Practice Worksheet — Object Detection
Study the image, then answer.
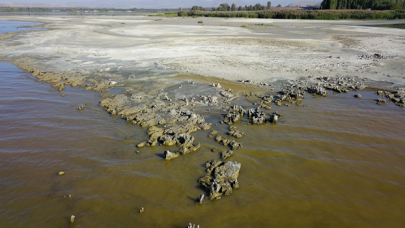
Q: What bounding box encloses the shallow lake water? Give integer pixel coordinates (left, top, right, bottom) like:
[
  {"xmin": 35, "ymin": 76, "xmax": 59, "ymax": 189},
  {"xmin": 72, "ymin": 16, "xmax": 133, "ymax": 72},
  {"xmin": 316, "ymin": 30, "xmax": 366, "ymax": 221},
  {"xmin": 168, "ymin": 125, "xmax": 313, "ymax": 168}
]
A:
[
  {"xmin": 1, "ymin": 61, "xmax": 405, "ymax": 228},
  {"xmin": 0, "ymin": 20, "xmax": 44, "ymax": 33}
]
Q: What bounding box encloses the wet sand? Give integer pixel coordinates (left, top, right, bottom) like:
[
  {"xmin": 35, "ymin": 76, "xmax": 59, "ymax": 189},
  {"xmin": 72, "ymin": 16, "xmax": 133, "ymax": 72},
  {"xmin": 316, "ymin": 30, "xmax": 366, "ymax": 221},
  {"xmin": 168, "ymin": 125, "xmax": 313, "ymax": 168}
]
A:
[{"xmin": 0, "ymin": 16, "xmax": 405, "ymax": 227}]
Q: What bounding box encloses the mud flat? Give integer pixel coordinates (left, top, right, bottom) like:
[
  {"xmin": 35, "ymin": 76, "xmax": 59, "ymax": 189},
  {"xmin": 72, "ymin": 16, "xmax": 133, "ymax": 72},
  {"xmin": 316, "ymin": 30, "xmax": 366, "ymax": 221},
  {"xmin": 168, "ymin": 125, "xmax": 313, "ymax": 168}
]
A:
[{"xmin": 0, "ymin": 16, "xmax": 405, "ymax": 227}]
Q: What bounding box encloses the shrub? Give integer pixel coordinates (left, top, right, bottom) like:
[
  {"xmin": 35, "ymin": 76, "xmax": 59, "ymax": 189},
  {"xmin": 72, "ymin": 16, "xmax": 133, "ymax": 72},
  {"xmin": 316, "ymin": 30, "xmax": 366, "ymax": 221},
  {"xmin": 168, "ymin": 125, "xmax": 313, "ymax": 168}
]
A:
[{"xmin": 179, "ymin": 9, "xmax": 405, "ymax": 20}]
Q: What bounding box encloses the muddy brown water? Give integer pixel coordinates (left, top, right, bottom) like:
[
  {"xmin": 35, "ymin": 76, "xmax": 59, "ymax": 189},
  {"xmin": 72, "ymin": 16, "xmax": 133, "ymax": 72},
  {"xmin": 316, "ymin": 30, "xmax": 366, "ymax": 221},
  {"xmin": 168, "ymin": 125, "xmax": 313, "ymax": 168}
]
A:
[{"xmin": 1, "ymin": 61, "xmax": 405, "ymax": 228}]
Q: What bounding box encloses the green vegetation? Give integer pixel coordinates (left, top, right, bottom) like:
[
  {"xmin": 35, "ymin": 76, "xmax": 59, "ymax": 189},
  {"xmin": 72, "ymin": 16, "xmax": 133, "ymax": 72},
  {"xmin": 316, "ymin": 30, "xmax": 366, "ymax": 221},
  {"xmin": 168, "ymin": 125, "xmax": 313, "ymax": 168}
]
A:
[
  {"xmin": 191, "ymin": 6, "xmax": 208, "ymax": 11},
  {"xmin": 370, "ymin": 23, "xmax": 405, "ymax": 28},
  {"xmin": 0, "ymin": 7, "xmax": 52, "ymax": 12},
  {"xmin": 321, "ymin": 0, "xmax": 405, "ymax": 10},
  {"xmin": 149, "ymin": 12, "xmax": 178, "ymax": 17},
  {"xmin": 211, "ymin": 3, "xmax": 269, "ymax": 11},
  {"xmin": 179, "ymin": 9, "xmax": 405, "ymax": 20}
]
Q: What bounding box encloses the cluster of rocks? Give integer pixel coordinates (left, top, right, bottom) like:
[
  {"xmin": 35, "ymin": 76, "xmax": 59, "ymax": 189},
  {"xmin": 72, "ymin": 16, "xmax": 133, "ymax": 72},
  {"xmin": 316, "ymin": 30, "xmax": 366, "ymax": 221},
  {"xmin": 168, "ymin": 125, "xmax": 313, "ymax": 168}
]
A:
[
  {"xmin": 358, "ymin": 54, "xmax": 389, "ymax": 60},
  {"xmin": 307, "ymin": 85, "xmax": 329, "ymax": 97},
  {"xmin": 247, "ymin": 107, "xmax": 281, "ymax": 124},
  {"xmin": 196, "ymin": 95, "xmax": 218, "ymax": 106},
  {"xmin": 223, "ymin": 105, "xmax": 246, "ymax": 124},
  {"xmin": 257, "ymin": 89, "xmax": 304, "ymax": 107},
  {"xmin": 228, "ymin": 125, "xmax": 244, "ymax": 138},
  {"xmin": 187, "ymin": 223, "xmax": 199, "ymax": 228},
  {"xmin": 377, "ymin": 90, "xmax": 405, "ymax": 107},
  {"xmin": 221, "ymin": 150, "xmax": 234, "ymax": 160},
  {"xmin": 257, "ymin": 95, "xmax": 273, "ymax": 109},
  {"xmin": 300, "ymin": 76, "xmax": 365, "ymax": 97},
  {"xmin": 248, "ymin": 107, "xmax": 267, "ymax": 124},
  {"xmin": 315, "ymin": 76, "xmax": 365, "ymax": 93},
  {"xmin": 208, "ymin": 130, "xmax": 218, "ymax": 138},
  {"xmin": 98, "ymin": 90, "xmax": 215, "ymax": 160},
  {"xmin": 239, "ymin": 80, "xmax": 269, "ymax": 87},
  {"xmin": 212, "ymin": 83, "xmax": 221, "ymax": 88},
  {"xmin": 198, "ymin": 160, "xmax": 241, "ymax": 200},
  {"xmin": 214, "ymin": 135, "xmax": 243, "ymax": 150},
  {"xmin": 77, "ymin": 105, "xmax": 86, "ymax": 111}
]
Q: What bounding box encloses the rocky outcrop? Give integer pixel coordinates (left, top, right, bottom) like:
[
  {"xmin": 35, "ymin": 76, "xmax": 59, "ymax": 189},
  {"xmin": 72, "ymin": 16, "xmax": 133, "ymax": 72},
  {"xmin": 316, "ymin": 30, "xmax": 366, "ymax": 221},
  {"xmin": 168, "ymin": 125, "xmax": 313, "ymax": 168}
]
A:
[
  {"xmin": 248, "ymin": 107, "xmax": 266, "ymax": 124},
  {"xmin": 214, "ymin": 135, "xmax": 243, "ymax": 150},
  {"xmin": 221, "ymin": 150, "xmax": 234, "ymax": 160},
  {"xmin": 199, "ymin": 160, "xmax": 241, "ymax": 200},
  {"xmin": 269, "ymin": 113, "xmax": 278, "ymax": 123},
  {"xmin": 208, "ymin": 130, "xmax": 218, "ymax": 138},
  {"xmin": 164, "ymin": 150, "xmax": 180, "ymax": 160},
  {"xmin": 307, "ymin": 86, "xmax": 329, "ymax": 97},
  {"xmin": 228, "ymin": 125, "xmax": 244, "ymax": 138},
  {"xmin": 223, "ymin": 105, "xmax": 246, "ymax": 124}
]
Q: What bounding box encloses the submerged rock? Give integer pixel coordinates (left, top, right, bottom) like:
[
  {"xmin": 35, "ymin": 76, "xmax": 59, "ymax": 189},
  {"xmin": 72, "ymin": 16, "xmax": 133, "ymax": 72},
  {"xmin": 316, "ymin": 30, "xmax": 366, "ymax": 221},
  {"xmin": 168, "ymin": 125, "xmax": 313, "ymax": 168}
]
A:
[
  {"xmin": 269, "ymin": 112, "xmax": 282, "ymax": 124},
  {"xmin": 196, "ymin": 194, "xmax": 204, "ymax": 204},
  {"xmin": 229, "ymin": 140, "xmax": 243, "ymax": 150},
  {"xmin": 187, "ymin": 223, "xmax": 199, "ymax": 228},
  {"xmin": 377, "ymin": 99, "xmax": 386, "ymax": 105},
  {"xmin": 214, "ymin": 135, "xmax": 243, "ymax": 150},
  {"xmin": 221, "ymin": 150, "xmax": 234, "ymax": 160},
  {"xmin": 70, "ymin": 215, "xmax": 75, "ymax": 224},
  {"xmin": 164, "ymin": 150, "xmax": 180, "ymax": 160},
  {"xmin": 208, "ymin": 130, "xmax": 218, "ymax": 138},
  {"xmin": 77, "ymin": 105, "xmax": 86, "ymax": 111}
]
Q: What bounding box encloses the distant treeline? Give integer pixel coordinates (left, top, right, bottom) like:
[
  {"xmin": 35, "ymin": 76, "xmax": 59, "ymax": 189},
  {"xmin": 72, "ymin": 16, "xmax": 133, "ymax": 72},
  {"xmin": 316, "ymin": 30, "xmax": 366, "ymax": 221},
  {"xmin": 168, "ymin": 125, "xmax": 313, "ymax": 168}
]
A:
[
  {"xmin": 179, "ymin": 9, "xmax": 405, "ymax": 19},
  {"xmin": 321, "ymin": 0, "xmax": 405, "ymax": 10},
  {"xmin": 192, "ymin": 2, "xmax": 288, "ymax": 12}
]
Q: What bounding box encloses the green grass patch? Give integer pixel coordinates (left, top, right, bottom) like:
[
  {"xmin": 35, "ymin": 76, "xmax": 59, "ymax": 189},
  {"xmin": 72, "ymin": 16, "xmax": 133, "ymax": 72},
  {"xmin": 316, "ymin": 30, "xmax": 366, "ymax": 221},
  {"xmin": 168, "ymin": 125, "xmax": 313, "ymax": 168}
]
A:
[{"xmin": 149, "ymin": 12, "xmax": 178, "ymax": 17}]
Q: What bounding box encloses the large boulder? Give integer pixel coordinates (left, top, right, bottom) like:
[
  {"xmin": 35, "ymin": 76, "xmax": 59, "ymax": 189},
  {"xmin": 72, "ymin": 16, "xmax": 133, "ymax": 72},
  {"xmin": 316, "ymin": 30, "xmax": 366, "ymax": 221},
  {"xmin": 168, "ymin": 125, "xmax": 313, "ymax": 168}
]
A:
[{"xmin": 199, "ymin": 160, "xmax": 241, "ymax": 201}]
